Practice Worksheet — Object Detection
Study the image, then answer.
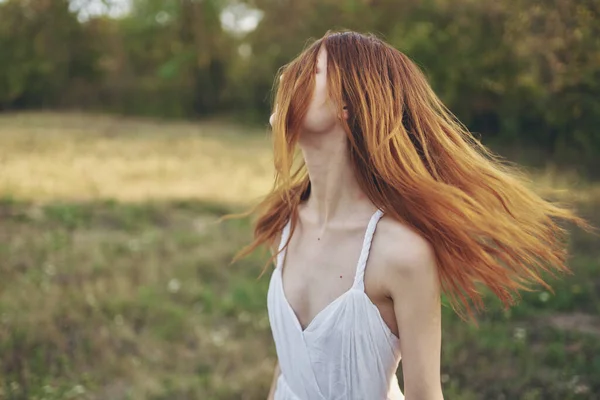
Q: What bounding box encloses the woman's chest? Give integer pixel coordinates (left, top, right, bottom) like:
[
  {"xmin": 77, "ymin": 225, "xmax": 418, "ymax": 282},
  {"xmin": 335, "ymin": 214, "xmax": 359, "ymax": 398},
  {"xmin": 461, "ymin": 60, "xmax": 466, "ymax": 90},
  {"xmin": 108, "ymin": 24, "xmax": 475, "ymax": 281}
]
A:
[{"xmin": 280, "ymin": 233, "xmax": 367, "ymax": 328}]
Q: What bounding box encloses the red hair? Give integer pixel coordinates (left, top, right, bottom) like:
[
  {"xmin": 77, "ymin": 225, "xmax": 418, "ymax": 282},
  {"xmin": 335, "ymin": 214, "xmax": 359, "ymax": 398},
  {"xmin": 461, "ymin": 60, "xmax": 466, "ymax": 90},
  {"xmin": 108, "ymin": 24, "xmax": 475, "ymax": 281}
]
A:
[{"xmin": 223, "ymin": 30, "xmax": 595, "ymax": 319}]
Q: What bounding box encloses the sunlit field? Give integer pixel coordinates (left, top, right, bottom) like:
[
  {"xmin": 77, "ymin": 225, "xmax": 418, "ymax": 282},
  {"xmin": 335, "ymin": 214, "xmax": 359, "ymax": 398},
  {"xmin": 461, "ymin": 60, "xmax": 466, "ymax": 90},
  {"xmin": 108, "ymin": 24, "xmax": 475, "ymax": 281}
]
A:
[
  {"xmin": 0, "ymin": 112, "xmax": 274, "ymax": 204},
  {"xmin": 1, "ymin": 112, "xmax": 599, "ymax": 399}
]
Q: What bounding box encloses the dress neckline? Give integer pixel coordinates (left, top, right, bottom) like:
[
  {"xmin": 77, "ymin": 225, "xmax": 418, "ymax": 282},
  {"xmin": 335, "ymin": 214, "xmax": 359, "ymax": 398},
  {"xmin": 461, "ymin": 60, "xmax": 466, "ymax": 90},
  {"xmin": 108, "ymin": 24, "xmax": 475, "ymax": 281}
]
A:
[{"xmin": 277, "ymin": 209, "xmax": 385, "ymax": 333}]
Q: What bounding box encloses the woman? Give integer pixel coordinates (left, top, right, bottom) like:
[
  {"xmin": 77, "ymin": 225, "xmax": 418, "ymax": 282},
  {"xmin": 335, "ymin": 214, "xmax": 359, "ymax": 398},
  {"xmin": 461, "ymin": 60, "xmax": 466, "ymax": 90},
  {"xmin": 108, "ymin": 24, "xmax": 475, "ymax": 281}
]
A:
[{"xmin": 228, "ymin": 31, "xmax": 592, "ymax": 400}]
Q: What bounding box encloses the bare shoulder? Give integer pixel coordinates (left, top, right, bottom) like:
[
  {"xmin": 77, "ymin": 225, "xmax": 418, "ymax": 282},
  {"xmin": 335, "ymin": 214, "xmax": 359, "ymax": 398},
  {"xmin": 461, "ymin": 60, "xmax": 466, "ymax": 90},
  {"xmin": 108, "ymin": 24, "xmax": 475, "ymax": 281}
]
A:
[
  {"xmin": 369, "ymin": 214, "xmax": 440, "ymax": 302},
  {"xmin": 374, "ymin": 218, "xmax": 443, "ymax": 399},
  {"xmin": 374, "ymin": 215, "xmax": 437, "ymax": 278}
]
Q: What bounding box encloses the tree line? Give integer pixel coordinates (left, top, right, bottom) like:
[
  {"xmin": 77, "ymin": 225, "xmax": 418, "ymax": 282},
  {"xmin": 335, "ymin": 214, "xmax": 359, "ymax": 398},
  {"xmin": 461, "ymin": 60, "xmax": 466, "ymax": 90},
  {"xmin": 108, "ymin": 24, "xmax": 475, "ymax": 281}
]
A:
[{"xmin": 1, "ymin": 0, "xmax": 599, "ymax": 172}]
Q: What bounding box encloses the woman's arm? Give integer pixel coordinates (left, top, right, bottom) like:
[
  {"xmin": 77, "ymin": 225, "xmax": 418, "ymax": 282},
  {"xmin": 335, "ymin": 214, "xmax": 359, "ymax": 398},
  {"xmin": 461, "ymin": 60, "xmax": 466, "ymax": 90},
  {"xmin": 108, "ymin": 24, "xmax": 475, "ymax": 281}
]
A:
[
  {"xmin": 267, "ymin": 362, "xmax": 280, "ymax": 400},
  {"xmin": 386, "ymin": 237, "xmax": 444, "ymax": 400}
]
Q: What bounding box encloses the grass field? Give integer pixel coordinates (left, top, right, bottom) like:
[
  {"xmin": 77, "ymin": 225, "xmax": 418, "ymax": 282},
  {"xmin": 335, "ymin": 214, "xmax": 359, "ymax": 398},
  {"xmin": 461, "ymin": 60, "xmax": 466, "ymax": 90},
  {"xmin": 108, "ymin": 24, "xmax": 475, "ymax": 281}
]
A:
[{"xmin": 0, "ymin": 112, "xmax": 599, "ymax": 400}]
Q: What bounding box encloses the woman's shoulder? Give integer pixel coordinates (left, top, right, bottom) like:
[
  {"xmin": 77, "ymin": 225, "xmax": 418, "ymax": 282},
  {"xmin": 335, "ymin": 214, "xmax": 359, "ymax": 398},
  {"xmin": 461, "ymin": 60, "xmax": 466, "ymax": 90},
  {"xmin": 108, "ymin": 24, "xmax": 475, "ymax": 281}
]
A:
[
  {"xmin": 369, "ymin": 215, "xmax": 440, "ymax": 309},
  {"xmin": 374, "ymin": 215, "xmax": 436, "ymax": 277}
]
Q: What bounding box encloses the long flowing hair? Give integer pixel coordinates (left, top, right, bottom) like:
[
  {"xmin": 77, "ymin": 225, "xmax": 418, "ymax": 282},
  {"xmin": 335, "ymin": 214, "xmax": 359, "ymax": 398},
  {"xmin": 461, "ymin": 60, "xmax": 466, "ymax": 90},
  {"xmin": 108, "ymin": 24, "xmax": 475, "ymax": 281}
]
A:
[{"xmin": 223, "ymin": 30, "xmax": 594, "ymax": 319}]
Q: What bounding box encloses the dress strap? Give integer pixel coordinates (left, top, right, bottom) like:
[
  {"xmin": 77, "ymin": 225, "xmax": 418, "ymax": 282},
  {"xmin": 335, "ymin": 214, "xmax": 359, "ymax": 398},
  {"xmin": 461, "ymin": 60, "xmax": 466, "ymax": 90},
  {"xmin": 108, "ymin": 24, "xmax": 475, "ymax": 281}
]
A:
[
  {"xmin": 353, "ymin": 209, "xmax": 384, "ymax": 291},
  {"xmin": 276, "ymin": 218, "xmax": 292, "ymax": 269}
]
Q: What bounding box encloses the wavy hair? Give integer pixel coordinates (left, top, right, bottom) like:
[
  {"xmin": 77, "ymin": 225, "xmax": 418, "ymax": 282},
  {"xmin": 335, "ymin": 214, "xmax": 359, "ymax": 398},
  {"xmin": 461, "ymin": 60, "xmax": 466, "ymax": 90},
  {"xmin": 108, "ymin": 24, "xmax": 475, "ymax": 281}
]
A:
[{"xmin": 223, "ymin": 30, "xmax": 594, "ymax": 319}]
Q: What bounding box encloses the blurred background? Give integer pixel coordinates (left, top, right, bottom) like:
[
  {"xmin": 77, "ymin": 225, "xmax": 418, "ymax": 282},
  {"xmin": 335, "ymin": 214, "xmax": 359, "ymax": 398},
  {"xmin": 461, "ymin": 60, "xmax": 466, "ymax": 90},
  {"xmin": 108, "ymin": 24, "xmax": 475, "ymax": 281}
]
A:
[{"xmin": 0, "ymin": 0, "xmax": 599, "ymax": 399}]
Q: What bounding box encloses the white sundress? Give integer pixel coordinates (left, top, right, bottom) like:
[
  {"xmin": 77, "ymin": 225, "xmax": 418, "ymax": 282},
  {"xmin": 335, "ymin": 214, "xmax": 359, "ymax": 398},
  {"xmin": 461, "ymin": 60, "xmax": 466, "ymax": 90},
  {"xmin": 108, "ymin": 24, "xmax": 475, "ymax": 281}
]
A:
[{"xmin": 267, "ymin": 209, "xmax": 404, "ymax": 400}]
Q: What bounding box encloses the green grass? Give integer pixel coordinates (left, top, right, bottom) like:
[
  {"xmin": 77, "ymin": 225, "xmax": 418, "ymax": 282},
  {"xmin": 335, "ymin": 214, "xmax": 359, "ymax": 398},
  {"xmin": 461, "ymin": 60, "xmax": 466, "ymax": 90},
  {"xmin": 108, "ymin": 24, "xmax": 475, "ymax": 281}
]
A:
[
  {"xmin": 0, "ymin": 112, "xmax": 599, "ymax": 399},
  {"xmin": 0, "ymin": 200, "xmax": 274, "ymax": 400}
]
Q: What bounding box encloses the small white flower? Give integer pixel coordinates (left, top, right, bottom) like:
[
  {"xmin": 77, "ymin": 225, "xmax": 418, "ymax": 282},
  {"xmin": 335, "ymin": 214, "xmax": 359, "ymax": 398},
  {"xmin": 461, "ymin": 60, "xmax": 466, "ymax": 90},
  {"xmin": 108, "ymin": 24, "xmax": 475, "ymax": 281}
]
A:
[
  {"xmin": 211, "ymin": 328, "xmax": 228, "ymax": 347},
  {"xmin": 574, "ymin": 384, "xmax": 590, "ymax": 394},
  {"xmin": 44, "ymin": 263, "xmax": 56, "ymax": 276},
  {"xmin": 168, "ymin": 278, "xmax": 181, "ymax": 293},
  {"xmin": 513, "ymin": 327, "xmax": 527, "ymax": 341},
  {"xmin": 66, "ymin": 384, "xmax": 86, "ymax": 398}
]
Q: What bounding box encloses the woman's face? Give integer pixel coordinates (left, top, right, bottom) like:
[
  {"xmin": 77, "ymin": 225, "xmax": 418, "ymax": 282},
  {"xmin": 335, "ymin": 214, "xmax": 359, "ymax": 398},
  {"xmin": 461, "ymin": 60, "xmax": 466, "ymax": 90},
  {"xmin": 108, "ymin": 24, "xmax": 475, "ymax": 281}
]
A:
[{"xmin": 270, "ymin": 46, "xmax": 345, "ymax": 135}]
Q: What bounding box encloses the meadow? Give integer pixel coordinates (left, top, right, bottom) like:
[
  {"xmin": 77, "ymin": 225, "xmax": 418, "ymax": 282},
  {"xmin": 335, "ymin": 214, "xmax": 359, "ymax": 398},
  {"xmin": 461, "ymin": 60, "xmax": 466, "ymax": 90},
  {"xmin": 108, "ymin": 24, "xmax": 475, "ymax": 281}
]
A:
[{"xmin": 0, "ymin": 112, "xmax": 599, "ymax": 400}]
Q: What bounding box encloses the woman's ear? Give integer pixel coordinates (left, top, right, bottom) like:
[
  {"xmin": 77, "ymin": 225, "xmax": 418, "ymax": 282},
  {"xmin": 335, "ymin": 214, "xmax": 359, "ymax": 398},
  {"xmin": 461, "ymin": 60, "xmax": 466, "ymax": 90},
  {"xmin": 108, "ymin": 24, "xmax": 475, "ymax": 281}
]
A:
[{"xmin": 342, "ymin": 105, "xmax": 349, "ymax": 120}]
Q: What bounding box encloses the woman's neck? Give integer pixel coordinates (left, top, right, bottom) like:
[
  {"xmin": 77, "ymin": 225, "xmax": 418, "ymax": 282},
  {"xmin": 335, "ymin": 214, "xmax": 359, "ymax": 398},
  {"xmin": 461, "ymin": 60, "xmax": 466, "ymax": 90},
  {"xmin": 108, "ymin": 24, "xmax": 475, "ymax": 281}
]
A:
[{"xmin": 299, "ymin": 129, "xmax": 375, "ymax": 227}]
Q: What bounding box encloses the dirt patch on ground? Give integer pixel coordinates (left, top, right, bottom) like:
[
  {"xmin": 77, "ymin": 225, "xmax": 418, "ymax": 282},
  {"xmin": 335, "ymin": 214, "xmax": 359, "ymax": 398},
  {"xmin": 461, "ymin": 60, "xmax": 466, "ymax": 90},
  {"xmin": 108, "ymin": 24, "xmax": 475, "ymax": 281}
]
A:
[{"xmin": 547, "ymin": 312, "xmax": 600, "ymax": 336}]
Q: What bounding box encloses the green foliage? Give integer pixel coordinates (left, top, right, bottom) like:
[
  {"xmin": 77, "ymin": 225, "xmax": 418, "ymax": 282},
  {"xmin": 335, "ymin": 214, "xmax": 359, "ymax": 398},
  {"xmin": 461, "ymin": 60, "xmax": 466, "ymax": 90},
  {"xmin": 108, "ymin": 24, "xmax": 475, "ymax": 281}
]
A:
[
  {"xmin": 0, "ymin": 0, "xmax": 100, "ymax": 109},
  {"xmin": 0, "ymin": 0, "xmax": 599, "ymax": 170}
]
